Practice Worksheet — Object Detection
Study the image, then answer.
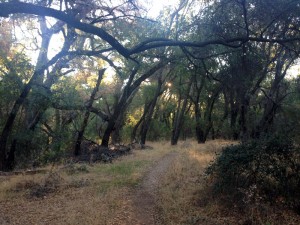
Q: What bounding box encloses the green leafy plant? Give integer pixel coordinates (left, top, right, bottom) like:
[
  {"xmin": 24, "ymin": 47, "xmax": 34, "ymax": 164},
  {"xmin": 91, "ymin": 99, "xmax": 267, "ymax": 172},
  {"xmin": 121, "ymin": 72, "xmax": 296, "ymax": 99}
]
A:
[{"xmin": 206, "ymin": 135, "xmax": 300, "ymax": 212}]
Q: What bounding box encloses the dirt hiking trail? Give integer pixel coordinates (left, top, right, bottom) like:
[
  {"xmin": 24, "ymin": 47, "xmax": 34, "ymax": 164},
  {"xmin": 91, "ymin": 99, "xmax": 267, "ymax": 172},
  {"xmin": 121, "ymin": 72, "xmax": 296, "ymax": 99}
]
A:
[{"xmin": 111, "ymin": 151, "xmax": 179, "ymax": 225}]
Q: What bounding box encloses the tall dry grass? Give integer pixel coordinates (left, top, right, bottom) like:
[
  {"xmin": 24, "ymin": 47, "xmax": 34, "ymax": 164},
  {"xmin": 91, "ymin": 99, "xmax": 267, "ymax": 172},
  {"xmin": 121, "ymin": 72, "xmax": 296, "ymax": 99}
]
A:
[
  {"xmin": 156, "ymin": 139, "xmax": 235, "ymax": 225},
  {"xmin": 156, "ymin": 139, "xmax": 300, "ymax": 225},
  {"xmin": 0, "ymin": 141, "xmax": 174, "ymax": 225},
  {"xmin": 4, "ymin": 139, "xmax": 298, "ymax": 225}
]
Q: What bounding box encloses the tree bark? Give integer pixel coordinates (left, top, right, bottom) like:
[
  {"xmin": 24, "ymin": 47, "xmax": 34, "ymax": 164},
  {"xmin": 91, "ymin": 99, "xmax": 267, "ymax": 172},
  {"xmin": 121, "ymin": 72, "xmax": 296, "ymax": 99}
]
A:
[
  {"xmin": 253, "ymin": 52, "xmax": 294, "ymax": 138},
  {"xmin": 171, "ymin": 78, "xmax": 192, "ymax": 145},
  {"xmin": 111, "ymin": 112, "xmax": 125, "ymax": 144},
  {"xmin": 101, "ymin": 62, "xmax": 166, "ymax": 147},
  {"xmin": 0, "ymin": 70, "xmax": 44, "ymax": 171},
  {"xmin": 131, "ymin": 112, "xmax": 145, "ymax": 143},
  {"xmin": 140, "ymin": 77, "xmax": 163, "ymax": 145},
  {"xmin": 0, "ymin": 19, "xmax": 69, "ymax": 171},
  {"xmin": 196, "ymin": 86, "xmax": 221, "ymax": 143},
  {"xmin": 74, "ymin": 69, "xmax": 105, "ymax": 155}
]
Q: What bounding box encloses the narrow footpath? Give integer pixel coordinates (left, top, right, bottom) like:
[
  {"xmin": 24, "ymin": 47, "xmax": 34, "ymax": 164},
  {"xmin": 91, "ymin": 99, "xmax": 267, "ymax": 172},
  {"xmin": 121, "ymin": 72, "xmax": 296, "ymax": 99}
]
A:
[{"xmin": 111, "ymin": 151, "xmax": 178, "ymax": 225}]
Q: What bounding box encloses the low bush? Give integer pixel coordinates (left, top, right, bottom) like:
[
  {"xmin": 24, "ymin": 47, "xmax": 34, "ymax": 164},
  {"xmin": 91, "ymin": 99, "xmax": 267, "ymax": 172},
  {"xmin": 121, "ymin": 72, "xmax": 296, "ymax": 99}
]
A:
[
  {"xmin": 206, "ymin": 135, "xmax": 300, "ymax": 213},
  {"xmin": 13, "ymin": 171, "xmax": 65, "ymax": 198}
]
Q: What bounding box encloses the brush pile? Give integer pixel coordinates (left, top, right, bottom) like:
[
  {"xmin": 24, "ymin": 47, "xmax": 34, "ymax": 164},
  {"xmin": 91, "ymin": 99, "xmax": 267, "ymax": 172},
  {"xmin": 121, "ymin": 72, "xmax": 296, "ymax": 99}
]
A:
[{"xmin": 76, "ymin": 140, "xmax": 131, "ymax": 163}]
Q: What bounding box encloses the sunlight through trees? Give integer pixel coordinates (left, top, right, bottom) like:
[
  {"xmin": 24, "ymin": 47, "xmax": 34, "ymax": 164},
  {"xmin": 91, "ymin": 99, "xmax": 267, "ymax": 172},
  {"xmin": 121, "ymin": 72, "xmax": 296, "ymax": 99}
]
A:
[{"xmin": 0, "ymin": 0, "xmax": 299, "ymax": 170}]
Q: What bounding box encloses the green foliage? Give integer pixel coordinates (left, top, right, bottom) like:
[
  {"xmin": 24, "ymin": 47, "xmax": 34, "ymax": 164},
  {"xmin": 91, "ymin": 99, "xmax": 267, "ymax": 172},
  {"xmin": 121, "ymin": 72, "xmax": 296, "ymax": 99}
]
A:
[
  {"xmin": 0, "ymin": 0, "xmax": 300, "ymax": 172},
  {"xmin": 147, "ymin": 120, "xmax": 171, "ymax": 141},
  {"xmin": 42, "ymin": 148, "xmax": 65, "ymax": 164},
  {"xmin": 207, "ymin": 135, "xmax": 300, "ymax": 211},
  {"xmin": 120, "ymin": 124, "xmax": 134, "ymax": 143},
  {"xmin": 0, "ymin": 52, "xmax": 33, "ymax": 128},
  {"xmin": 279, "ymin": 77, "xmax": 300, "ymax": 144}
]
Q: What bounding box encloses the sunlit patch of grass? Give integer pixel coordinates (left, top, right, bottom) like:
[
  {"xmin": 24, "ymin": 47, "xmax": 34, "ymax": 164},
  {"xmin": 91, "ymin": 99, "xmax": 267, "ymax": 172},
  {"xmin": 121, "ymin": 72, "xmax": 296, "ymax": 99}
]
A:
[
  {"xmin": 87, "ymin": 142, "xmax": 175, "ymax": 199},
  {"xmin": 94, "ymin": 160, "xmax": 150, "ymax": 191}
]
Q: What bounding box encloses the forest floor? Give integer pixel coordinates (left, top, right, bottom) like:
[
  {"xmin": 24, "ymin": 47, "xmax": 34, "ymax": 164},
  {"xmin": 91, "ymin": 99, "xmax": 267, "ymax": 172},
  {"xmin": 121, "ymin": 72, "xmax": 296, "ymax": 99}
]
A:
[{"xmin": 1, "ymin": 140, "xmax": 300, "ymax": 225}]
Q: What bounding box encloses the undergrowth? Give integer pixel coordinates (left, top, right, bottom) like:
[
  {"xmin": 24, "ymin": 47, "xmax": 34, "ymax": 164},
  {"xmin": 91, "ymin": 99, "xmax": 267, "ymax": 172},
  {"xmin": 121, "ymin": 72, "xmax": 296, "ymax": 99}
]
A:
[{"xmin": 206, "ymin": 135, "xmax": 300, "ymax": 223}]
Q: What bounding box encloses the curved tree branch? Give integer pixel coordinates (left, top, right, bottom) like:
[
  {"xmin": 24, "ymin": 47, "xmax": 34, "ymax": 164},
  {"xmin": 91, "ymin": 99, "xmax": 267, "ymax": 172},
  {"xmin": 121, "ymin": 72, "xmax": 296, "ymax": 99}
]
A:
[
  {"xmin": 0, "ymin": 2, "xmax": 131, "ymax": 58},
  {"xmin": 0, "ymin": 2, "xmax": 299, "ymax": 58}
]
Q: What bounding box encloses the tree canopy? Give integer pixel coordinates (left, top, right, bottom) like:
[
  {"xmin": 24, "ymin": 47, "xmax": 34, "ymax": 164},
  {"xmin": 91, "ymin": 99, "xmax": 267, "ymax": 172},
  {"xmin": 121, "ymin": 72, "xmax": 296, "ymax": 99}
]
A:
[{"xmin": 0, "ymin": 0, "xmax": 299, "ymax": 170}]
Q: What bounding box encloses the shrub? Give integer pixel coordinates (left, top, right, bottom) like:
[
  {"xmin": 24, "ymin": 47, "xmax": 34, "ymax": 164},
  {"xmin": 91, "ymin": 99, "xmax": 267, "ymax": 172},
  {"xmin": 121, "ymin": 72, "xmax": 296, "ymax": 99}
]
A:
[
  {"xmin": 30, "ymin": 171, "xmax": 65, "ymax": 198},
  {"xmin": 206, "ymin": 135, "xmax": 300, "ymax": 212}
]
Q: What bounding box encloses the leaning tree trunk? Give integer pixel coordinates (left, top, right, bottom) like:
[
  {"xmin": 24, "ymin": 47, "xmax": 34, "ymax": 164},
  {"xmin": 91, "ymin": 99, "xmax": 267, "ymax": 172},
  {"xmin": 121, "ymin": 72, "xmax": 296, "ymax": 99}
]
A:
[
  {"xmin": 101, "ymin": 62, "xmax": 167, "ymax": 147},
  {"xmin": 139, "ymin": 77, "xmax": 163, "ymax": 146},
  {"xmin": 253, "ymin": 53, "xmax": 293, "ymax": 138},
  {"xmin": 0, "ymin": 68, "xmax": 47, "ymax": 171},
  {"xmin": 139, "ymin": 103, "xmax": 155, "ymax": 146},
  {"xmin": 101, "ymin": 87, "xmax": 138, "ymax": 147},
  {"xmin": 195, "ymin": 85, "xmax": 221, "ymax": 143},
  {"xmin": 0, "ymin": 27, "xmax": 50, "ymax": 170},
  {"xmin": 171, "ymin": 78, "xmax": 192, "ymax": 145},
  {"xmin": 131, "ymin": 112, "xmax": 145, "ymax": 143},
  {"xmin": 101, "ymin": 81, "xmax": 134, "ymax": 147},
  {"xmin": 101, "ymin": 104, "xmax": 124, "ymax": 147},
  {"xmin": 74, "ymin": 69, "xmax": 105, "ymax": 155},
  {"xmin": 0, "ymin": 20, "xmax": 71, "ymax": 171}
]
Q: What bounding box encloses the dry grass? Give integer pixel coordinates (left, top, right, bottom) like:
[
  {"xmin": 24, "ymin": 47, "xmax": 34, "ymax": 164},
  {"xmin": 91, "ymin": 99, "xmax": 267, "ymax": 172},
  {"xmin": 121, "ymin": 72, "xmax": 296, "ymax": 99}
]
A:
[
  {"xmin": 156, "ymin": 139, "xmax": 235, "ymax": 225},
  {"xmin": 2, "ymin": 139, "xmax": 299, "ymax": 225},
  {"xmin": 156, "ymin": 139, "xmax": 300, "ymax": 225},
  {"xmin": 0, "ymin": 141, "xmax": 173, "ymax": 225}
]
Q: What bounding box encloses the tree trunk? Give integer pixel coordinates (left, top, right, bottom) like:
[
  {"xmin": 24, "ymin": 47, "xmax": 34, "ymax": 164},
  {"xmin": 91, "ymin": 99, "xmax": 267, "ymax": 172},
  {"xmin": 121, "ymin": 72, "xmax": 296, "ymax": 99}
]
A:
[
  {"xmin": 195, "ymin": 101, "xmax": 206, "ymax": 143},
  {"xmin": 229, "ymin": 90, "xmax": 239, "ymax": 140},
  {"xmin": 131, "ymin": 113, "xmax": 145, "ymax": 143},
  {"xmin": 140, "ymin": 77, "xmax": 163, "ymax": 145},
  {"xmin": 171, "ymin": 78, "xmax": 192, "ymax": 145},
  {"xmin": 111, "ymin": 112, "xmax": 125, "ymax": 144},
  {"xmin": 252, "ymin": 53, "xmax": 293, "ymax": 138},
  {"xmin": 101, "ymin": 91, "xmax": 128, "ymax": 147},
  {"xmin": 101, "ymin": 62, "xmax": 166, "ymax": 147},
  {"xmin": 74, "ymin": 69, "xmax": 105, "ymax": 155},
  {"xmin": 101, "ymin": 115, "xmax": 118, "ymax": 147},
  {"xmin": 0, "ymin": 71, "xmax": 42, "ymax": 171},
  {"xmin": 196, "ymin": 125, "xmax": 206, "ymax": 143},
  {"xmin": 0, "ymin": 20, "xmax": 68, "ymax": 170},
  {"xmin": 195, "ymin": 85, "xmax": 221, "ymax": 143}
]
